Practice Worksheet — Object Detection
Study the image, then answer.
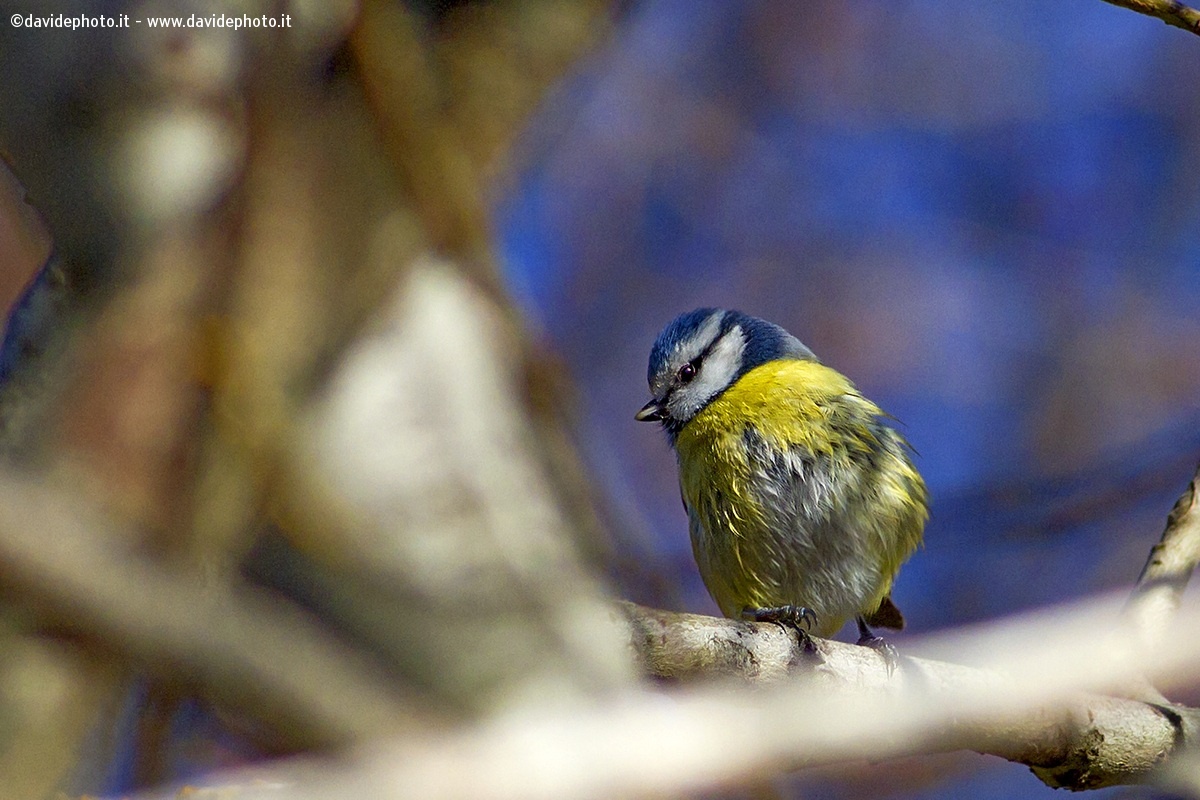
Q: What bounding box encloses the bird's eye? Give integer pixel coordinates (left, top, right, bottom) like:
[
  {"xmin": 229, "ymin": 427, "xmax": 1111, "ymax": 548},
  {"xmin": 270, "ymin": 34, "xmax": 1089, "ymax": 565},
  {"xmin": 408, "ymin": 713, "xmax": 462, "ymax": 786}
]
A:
[{"xmin": 677, "ymin": 362, "xmax": 697, "ymax": 384}]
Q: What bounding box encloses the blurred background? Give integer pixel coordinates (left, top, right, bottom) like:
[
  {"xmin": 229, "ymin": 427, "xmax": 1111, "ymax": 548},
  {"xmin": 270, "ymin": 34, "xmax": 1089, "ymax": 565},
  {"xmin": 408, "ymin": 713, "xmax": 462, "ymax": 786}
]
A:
[
  {"xmin": 502, "ymin": 0, "xmax": 1200, "ymax": 637},
  {"xmin": 1, "ymin": 0, "xmax": 1198, "ymax": 798},
  {"xmin": 498, "ymin": 1, "xmax": 1200, "ymax": 796}
]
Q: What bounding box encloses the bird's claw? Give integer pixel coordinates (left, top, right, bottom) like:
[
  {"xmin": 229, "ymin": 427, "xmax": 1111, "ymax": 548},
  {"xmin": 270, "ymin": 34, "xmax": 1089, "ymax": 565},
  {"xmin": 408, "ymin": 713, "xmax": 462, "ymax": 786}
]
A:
[
  {"xmin": 743, "ymin": 604, "xmax": 821, "ymax": 661},
  {"xmin": 742, "ymin": 604, "xmax": 817, "ymax": 630},
  {"xmin": 857, "ymin": 633, "xmax": 900, "ymax": 676}
]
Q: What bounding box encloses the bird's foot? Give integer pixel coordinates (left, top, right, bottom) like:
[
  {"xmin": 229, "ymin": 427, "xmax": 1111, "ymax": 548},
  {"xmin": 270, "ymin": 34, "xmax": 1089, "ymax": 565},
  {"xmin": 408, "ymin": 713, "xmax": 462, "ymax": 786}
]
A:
[
  {"xmin": 743, "ymin": 605, "xmax": 821, "ymax": 660},
  {"xmin": 856, "ymin": 616, "xmax": 899, "ymax": 676},
  {"xmin": 743, "ymin": 603, "xmax": 817, "ymax": 630}
]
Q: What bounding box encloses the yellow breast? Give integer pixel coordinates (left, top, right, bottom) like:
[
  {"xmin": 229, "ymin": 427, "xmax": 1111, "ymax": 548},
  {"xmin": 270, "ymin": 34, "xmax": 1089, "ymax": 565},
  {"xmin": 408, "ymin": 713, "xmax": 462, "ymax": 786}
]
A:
[
  {"xmin": 671, "ymin": 358, "xmax": 926, "ymax": 632},
  {"xmin": 675, "ymin": 358, "xmax": 862, "ymax": 465}
]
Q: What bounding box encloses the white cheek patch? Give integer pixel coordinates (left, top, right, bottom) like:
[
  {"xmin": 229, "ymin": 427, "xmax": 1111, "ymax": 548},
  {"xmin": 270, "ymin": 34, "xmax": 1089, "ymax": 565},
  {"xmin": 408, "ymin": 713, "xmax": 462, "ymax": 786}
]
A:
[{"xmin": 669, "ymin": 324, "xmax": 746, "ymax": 421}]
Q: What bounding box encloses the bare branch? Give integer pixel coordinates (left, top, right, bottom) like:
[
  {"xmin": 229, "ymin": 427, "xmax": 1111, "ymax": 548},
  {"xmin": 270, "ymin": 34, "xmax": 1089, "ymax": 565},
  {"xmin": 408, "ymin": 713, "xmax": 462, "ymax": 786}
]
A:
[
  {"xmin": 287, "ymin": 258, "xmax": 637, "ymax": 710},
  {"xmin": 130, "ymin": 592, "xmax": 1200, "ymax": 799},
  {"xmin": 349, "ymin": 0, "xmax": 496, "ymax": 272},
  {"xmin": 1100, "ymin": 0, "xmax": 1200, "ymax": 34},
  {"xmin": 1127, "ymin": 462, "xmax": 1200, "ymax": 650},
  {"xmin": 0, "ymin": 470, "xmax": 419, "ymax": 749},
  {"xmin": 622, "ymin": 602, "xmax": 1197, "ymax": 790}
]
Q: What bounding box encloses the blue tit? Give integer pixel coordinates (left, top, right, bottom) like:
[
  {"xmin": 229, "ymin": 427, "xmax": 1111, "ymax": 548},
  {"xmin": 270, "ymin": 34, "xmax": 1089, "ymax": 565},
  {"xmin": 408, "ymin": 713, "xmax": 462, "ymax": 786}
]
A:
[{"xmin": 636, "ymin": 308, "xmax": 927, "ymax": 655}]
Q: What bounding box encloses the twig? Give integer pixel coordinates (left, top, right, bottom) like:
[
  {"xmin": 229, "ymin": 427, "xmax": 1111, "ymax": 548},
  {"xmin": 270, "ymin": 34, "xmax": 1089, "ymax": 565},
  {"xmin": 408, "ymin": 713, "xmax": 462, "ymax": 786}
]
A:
[
  {"xmin": 0, "ymin": 470, "xmax": 418, "ymax": 749},
  {"xmin": 1100, "ymin": 0, "xmax": 1200, "ymax": 34},
  {"xmin": 1126, "ymin": 462, "xmax": 1200, "ymax": 650}
]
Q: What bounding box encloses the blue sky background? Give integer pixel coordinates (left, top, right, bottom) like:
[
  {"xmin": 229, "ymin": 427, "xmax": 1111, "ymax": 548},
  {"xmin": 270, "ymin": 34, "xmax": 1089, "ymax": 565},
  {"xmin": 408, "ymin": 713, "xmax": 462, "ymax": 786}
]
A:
[{"xmin": 497, "ymin": 2, "xmax": 1200, "ymax": 796}]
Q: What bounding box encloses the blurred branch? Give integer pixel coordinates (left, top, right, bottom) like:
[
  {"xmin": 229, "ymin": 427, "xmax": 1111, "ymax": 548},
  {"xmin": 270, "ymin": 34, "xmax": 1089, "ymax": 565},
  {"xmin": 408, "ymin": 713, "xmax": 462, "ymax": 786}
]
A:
[
  {"xmin": 0, "ymin": 469, "xmax": 418, "ymax": 749},
  {"xmin": 0, "ymin": 16, "xmax": 251, "ymax": 792},
  {"xmin": 285, "ymin": 256, "xmax": 635, "ymax": 711},
  {"xmin": 0, "ymin": 14, "xmax": 154, "ymax": 461},
  {"xmin": 0, "ymin": 253, "xmax": 90, "ymax": 461},
  {"xmin": 132, "ymin": 590, "xmax": 1200, "ymax": 799},
  {"xmin": 0, "ymin": 628, "xmax": 125, "ymax": 799},
  {"xmin": 349, "ymin": 0, "xmax": 497, "ymax": 276},
  {"xmin": 347, "ymin": 0, "xmax": 620, "ymax": 293},
  {"xmin": 434, "ymin": 0, "xmax": 620, "ymax": 184},
  {"xmin": 1127, "ymin": 462, "xmax": 1200, "ymax": 649},
  {"xmin": 1100, "ymin": 0, "xmax": 1200, "ymax": 34},
  {"xmin": 2, "ymin": 2, "xmax": 630, "ymax": 790}
]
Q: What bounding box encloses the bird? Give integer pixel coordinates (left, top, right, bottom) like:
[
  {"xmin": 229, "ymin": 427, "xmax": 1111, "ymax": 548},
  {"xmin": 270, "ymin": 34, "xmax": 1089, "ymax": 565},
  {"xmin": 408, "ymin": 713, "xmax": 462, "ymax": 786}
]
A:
[{"xmin": 635, "ymin": 308, "xmax": 927, "ymax": 663}]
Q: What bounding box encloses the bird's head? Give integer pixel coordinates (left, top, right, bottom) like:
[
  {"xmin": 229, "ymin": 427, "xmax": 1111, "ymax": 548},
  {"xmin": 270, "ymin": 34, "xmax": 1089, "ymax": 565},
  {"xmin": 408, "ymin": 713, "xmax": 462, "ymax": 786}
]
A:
[{"xmin": 636, "ymin": 308, "xmax": 815, "ymax": 438}]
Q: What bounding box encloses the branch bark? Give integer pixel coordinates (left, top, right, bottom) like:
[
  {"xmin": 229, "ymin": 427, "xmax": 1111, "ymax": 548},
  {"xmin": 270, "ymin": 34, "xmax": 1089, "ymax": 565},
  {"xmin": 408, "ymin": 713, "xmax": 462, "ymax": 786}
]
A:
[
  {"xmin": 1100, "ymin": 0, "xmax": 1200, "ymax": 34},
  {"xmin": 1127, "ymin": 462, "xmax": 1200, "ymax": 649},
  {"xmin": 622, "ymin": 602, "xmax": 1198, "ymax": 791},
  {"xmin": 128, "ymin": 591, "xmax": 1200, "ymax": 800}
]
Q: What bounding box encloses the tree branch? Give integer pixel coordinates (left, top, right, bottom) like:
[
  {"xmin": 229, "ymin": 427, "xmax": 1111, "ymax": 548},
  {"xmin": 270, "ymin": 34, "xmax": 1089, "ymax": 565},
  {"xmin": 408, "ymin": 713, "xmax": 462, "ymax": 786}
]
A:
[
  {"xmin": 130, "ymin": 591, "xmax": 1200, "ymax": 799},
  {"xmin": 0, "ymin": 470, "xmax": 418, "ymax": 749},
  {"xmin": 621, "ymin": 602, "xmax": 1197, "ymax": 790},
  {"xmin": 1100, "ymin": 0, "xmax": 1200, "ymax": 34},
  {"xmin": 1127, "ymin": 462, "xmax": 1200, "ymax": 650},
  {"xmin": 125, "ymin": 459, "xmax": 1200, "ymax": 798},
  {"xmin": 349, "ymin": 0, "xmax": 496, "ymax": 273}
]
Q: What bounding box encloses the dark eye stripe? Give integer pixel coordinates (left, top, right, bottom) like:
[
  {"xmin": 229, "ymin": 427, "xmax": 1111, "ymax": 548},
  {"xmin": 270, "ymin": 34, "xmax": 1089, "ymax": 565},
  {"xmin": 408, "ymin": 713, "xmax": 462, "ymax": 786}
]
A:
[{"xmin": 688, "ymin": 326, "xmax": 736, "ymax": 373}]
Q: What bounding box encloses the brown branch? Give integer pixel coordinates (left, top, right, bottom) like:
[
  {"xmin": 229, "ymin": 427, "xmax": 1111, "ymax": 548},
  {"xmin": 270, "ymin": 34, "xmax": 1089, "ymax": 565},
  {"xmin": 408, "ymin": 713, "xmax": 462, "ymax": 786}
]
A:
[
  {"xmin": 1126, "ymin": 462, "xmax": 1200, "ymax": 654},
  {"xmin": 435, "ymin": 0, "xmax": 619, "ymax": 183},
  {"xmin": 131, "ymin": 593, "xmax": 1200, "ymax": 799},
  {"xmin": 622, "ymin": 602, "xmax": 1196, "ymax": 791},
  {"xmin": 1100, "ymin": 0, "xmax": 1200, "ymax": 34},
  {"xmin": 349, "ymin": 0, "xmax": 497, "ymax": 275},
  {"xmin": 0, "ymin": 469, "xmax": 419, "ymax": 750}
]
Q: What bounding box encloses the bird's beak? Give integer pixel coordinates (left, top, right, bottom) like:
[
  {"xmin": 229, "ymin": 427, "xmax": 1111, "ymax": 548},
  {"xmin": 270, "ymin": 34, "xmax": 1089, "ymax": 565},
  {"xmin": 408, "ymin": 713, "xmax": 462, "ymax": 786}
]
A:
[{"xmin": 635, "ymin": 399, "xmax": 665, "ymax": 422}]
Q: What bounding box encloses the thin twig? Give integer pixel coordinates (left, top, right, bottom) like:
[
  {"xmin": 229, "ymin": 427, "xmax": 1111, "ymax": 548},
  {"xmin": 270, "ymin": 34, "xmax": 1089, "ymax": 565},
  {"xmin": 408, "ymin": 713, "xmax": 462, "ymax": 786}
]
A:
[
  {"xmin": 1100, "ymin": 0, "xmax": 1200, "ymax": 34},
  {"xmin": 1126, "ymin": 462, "xmax": 1200, "ymax": 651}
]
